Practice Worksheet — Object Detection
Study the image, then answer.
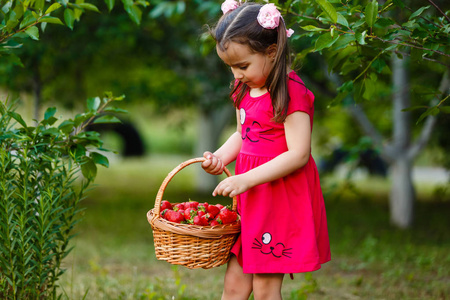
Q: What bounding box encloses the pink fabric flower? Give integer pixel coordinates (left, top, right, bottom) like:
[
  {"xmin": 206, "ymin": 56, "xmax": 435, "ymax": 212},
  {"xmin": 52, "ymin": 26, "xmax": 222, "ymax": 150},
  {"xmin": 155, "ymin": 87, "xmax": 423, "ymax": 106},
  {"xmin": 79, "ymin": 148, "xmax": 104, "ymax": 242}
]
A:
[
  {"xmin": 286, "ymin": 28, "xmax": 294, "ymax": 37},
  {"xmin": 221, "ymin": 0, "xmax": 239, "ymax": 14},
  {"xmin": 257, "ymin": 3, "xmax": 281, "ymax": 29}
]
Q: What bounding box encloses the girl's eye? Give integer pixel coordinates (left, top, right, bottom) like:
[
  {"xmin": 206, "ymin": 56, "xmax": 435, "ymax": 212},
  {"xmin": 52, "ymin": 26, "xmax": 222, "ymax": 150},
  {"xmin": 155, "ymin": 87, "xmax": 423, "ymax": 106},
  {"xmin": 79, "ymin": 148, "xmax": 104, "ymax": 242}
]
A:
[{"xmin": 239, "ymin": 66, "xmax": 248, "ymax": 70}]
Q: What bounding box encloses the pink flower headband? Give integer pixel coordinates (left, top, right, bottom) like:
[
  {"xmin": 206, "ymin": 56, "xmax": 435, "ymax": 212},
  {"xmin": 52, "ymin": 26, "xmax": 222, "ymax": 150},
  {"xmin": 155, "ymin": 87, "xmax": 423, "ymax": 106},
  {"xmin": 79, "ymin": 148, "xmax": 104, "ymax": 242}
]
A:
[{"xmin": 221, "ymin": 0, "xmax": 294, "ymax": 38}]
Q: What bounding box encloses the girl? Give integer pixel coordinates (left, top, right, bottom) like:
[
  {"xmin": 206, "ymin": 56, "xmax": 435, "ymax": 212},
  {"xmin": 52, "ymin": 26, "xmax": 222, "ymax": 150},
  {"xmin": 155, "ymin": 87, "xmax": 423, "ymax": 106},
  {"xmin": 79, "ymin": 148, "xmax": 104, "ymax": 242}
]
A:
[{"xmin": 202, "ymin": 1, "xmax": 331, "ymax": 299}]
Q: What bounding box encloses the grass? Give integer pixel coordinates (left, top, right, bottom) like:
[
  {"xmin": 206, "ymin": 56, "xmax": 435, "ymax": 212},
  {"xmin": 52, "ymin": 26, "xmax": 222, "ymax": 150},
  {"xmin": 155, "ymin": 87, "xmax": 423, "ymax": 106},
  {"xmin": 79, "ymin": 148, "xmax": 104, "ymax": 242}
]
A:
[{"xmin": 58, "ymin": 154, "xmax": 450, "ymax": 299}]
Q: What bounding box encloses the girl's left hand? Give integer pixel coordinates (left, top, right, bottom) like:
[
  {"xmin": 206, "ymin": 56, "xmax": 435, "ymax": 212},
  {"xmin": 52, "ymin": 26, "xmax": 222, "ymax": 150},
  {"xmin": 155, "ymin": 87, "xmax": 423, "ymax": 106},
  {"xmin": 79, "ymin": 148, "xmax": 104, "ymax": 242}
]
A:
[{"xmin": 213, "ymin": 174, "xmax": 250, "ymax": 198}]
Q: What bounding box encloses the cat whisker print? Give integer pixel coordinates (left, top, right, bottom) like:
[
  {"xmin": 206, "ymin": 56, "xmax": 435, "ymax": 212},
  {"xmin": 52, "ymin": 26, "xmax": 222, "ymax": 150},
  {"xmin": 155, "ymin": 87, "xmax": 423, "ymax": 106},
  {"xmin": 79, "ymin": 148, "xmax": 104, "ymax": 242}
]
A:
[
  {"xmin": 252, "ymin": 233, "xmax": 293, "ymax": 259},
  {"xmin": 242, "ymin": 121, "xmax": 275, "ymax": 142}
]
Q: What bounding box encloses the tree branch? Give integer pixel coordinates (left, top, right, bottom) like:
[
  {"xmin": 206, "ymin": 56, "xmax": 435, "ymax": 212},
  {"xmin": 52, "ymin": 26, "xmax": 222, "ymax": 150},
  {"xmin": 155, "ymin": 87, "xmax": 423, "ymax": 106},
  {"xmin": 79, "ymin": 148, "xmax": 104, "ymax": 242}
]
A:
[
  {"xmin": 427, "ymin": 0, "xmax": 450, "ymax": 23},
  {"xmin": 408, "ymin": 71, "xmax": 450, "ymax": 159}
]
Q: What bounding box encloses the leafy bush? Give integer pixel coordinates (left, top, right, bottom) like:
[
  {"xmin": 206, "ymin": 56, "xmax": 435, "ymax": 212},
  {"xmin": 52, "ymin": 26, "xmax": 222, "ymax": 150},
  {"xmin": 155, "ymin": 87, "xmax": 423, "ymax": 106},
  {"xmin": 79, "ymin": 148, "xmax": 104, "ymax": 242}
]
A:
[{"xmin": 0, "ymin": 93, "xmax": 124, "ymax": 299}]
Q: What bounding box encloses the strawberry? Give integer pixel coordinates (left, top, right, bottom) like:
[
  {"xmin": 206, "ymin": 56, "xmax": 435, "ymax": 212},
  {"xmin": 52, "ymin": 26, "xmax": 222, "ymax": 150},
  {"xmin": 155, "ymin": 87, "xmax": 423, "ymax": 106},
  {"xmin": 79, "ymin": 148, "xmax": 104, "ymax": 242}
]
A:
[
  {"xmin": 207, "ymin": 205, "xmax": 220, "ymax": 217},
  {"xmin": 184, "ymin": 208, "xmax": 198, "ymax": 224},
  {"xmin": 193, "ymin": 215, "xmax": 209, "ymax": 226},
  {"xmin": 198, "ymin": 202, "xmax": 209, "ymax": 211},
  {"xmin": 210, "ymin": 220, "xmax": 220, "ymax": 226},
  {"xmin": 215, "ymin": 204, "xmax": 224, "ymax": 210},
  {"xmin": 173, "ymin": 203, "xmax": 185, "ymax": 211},
  {"xmin": 161, "ymin": 200, "xmax": 172, "ymax": 211},
  {"xmin": 197, "ymin": 210, "xmax": 206, "ymax": 218},
  {"xmin": 216, "ymin": 208, "xmax": 237, "ymax": 224},
  {"xmin": 184, "ymin": 201, "xmax": 199, "ymax": 209},
  {"xmin": 160, "ymin": 208, "xmax": 169, "ymax": 218},
  {"xmin": 164, "ymin": 210, "xmax": 185, "ymax": 223}
]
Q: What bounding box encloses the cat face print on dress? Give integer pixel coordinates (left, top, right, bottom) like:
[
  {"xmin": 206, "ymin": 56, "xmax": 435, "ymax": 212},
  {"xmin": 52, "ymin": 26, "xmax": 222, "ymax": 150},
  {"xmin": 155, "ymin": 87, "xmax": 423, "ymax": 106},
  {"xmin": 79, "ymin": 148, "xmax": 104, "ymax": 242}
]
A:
[
  {"xmin": 240, "ymin": 108, "xmax": 274, "ymax": 143},
  {"xmin": 252, "ymin": 232, "xmax": 292, "ymax": 258}
]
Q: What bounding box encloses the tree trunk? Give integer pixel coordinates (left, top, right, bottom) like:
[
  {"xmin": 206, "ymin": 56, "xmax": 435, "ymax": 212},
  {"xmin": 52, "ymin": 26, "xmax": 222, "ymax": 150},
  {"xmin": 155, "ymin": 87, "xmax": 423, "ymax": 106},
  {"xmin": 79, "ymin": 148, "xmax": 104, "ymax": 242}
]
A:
[
  {"xmin": 389, "ymin": 156, "xmax": 415, "ymax": 228},
  {"xmin": 194, "ymin": 106, "xmax": 234, "ymax": 193},
  {"xmin": 389, "ymin": 55, "xmax": 415, "ymax": 228},
  {"xmin": 31, "ymin": 65, "xmax": 42, "ymax": 123}
]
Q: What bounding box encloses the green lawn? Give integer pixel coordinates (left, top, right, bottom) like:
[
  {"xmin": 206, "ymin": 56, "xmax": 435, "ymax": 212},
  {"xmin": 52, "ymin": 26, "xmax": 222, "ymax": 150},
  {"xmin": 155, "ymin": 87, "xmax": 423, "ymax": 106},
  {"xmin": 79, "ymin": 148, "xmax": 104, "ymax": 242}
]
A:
[{"xmin": 59, "ymin": 155, "xmax": 450, "ymax": 299}]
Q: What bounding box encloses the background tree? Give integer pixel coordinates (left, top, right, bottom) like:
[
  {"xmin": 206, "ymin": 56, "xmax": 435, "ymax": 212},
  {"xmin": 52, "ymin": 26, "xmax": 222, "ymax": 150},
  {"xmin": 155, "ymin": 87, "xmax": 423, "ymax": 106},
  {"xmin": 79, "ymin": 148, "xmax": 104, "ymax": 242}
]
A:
[{"xmin": 280, "ymin": 0, "xmax": 449, "ymax": 228}]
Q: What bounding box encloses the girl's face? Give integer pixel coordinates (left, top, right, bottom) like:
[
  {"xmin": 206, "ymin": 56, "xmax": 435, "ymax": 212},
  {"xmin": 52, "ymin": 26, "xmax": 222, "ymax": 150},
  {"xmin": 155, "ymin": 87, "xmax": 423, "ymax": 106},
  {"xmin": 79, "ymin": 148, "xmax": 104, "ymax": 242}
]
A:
[{"xmin": 217, "ymin": 42, "xmax": 275, "ymax": 91}]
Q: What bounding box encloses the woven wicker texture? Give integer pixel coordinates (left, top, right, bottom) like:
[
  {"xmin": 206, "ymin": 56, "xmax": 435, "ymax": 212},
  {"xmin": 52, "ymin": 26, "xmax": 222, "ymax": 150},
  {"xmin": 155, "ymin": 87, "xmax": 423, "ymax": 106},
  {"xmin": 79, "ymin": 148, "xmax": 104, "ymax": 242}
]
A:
[{"xmin": 148, "ymin": 157, "xmax": 241, "ymax": 269}]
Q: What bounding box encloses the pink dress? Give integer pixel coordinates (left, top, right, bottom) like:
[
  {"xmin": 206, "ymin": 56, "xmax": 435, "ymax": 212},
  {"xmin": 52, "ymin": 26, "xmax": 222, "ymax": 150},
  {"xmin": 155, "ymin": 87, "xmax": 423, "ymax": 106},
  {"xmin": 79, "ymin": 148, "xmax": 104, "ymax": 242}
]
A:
[{"xmin": 230, "ymin": 71, "xmax": 331, "ymax": 274}]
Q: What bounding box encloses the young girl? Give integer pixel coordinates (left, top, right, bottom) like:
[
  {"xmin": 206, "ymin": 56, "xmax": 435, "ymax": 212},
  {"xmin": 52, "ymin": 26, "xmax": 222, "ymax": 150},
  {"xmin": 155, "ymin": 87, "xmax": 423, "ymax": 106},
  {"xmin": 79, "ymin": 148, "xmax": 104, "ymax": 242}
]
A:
[{"xmin": 202, "ymin": 1, "xmax": 331, "ymax": 299}]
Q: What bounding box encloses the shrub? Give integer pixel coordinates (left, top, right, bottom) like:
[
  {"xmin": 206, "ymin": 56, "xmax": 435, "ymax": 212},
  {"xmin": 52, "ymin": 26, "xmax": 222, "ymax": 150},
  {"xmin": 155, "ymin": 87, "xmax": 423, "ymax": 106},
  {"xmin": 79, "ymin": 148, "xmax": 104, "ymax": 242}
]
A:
[{"xmin": 0, "ymin": 93, "xmax": 124, "ymax": 299}]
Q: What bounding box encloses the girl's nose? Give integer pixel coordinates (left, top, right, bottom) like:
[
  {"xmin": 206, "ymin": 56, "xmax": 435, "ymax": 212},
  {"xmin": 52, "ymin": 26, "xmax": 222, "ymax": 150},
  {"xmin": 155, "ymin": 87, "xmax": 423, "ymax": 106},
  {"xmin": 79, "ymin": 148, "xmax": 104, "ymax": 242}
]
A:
[{"xmin": 232, "ymin": 69, "xmax": 243, "ymax": 80}]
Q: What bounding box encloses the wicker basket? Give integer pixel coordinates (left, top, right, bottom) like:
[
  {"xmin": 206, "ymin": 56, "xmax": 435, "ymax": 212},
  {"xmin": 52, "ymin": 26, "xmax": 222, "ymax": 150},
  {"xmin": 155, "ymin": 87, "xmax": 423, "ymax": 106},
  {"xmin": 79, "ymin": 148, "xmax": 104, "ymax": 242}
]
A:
[{"xmin": 147, "ymin": 157, "xmax": 241, "ymax": 269}]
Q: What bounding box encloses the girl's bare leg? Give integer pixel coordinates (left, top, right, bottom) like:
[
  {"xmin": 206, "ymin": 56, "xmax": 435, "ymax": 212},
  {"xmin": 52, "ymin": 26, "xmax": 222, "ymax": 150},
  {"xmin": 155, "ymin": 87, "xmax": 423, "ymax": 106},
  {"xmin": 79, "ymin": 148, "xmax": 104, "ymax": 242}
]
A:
[
  {"xmin": 221, "ymin": 256, "xmax": 253, "ymax": 300},
  {"xmin": 252, "ymin": 273, "xmax": 284, "ymax": 300}
]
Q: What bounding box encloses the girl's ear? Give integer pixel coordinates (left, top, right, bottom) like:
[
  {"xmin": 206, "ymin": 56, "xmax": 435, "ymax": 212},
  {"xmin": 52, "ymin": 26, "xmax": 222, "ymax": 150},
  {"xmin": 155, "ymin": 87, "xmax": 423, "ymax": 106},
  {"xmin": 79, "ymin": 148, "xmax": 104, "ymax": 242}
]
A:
[{"xmin": 266, "ymin": 44, "xmax": 277, "ymax": 60}]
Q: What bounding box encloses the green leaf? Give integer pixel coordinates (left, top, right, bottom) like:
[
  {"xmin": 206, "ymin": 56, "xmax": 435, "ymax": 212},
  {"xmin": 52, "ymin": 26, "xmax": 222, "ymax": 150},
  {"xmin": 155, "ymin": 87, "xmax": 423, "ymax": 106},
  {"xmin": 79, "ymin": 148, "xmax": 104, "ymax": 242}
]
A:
[
  {"xmin": 44, "ymin": 107, "xmax": 57, "ymax": 120},
  {"xmin": 80, "ymin": 157, "xmax": 97, "ymax": 180},
  {"xmin": 92, "ymin": 115, "xmax": 121, "ymax": 124},
  {"xmin": 64, "ymin": 8, "xmax": 75, "ymax": 30},
  {"xmin": 409, "ymin": 6, "xmax": 430, "ymax": 20},
  {"xmin": 25, "ymin": 26, "xmax": 39, "ymax": 40},
  {"xmin": 90, "ymin": 152, "xmax": 109, "ymax": 168},
  {"xmin": 371, "ymin": 57, "xmax": 386, "ymax": 73},
  {"xmin": 314, "ymin": 32, "xmax": 339, "ymax": 51},
  {"xmin": 375, "ymin": 17, "xmax": 395, "ymax": 28},
  {"xmin": 365, "ymin": 0, "xmax": 378, "ymax": 28},
  {"xmin": 105, "ymin": 0, "xmax": 115, "ymax": 11},
  {"xmin": 8, "ymin": 112, "xmax": 27, "ymax": 128},
  {"xmin": 19, "ymin": 13, "xmax": 37, "ymax": 29},
  {"xmin": 103, "ymin": 107, "xmax": 128, "ymax": 114},
  {"xmin": 416, "ymin": 106, "xmax": 439, "ymax": 124},
  {"xmin": 87, "ymin": 97, "xmax": 101, "ymax": 112},
  {"xmin": 126, "ymin": 5, "xmax": 142, "ymax": 25},
  {"xmin": 402, "ymin": 105, "xmax": 427, "ymax": 112},
  {"xmin": 338, "ymin": 81, "xmax": 354, "ymax": 93},
  {"xmin": 330, "ymin": 34, "xmax": 356, "ymax": 51},
  {"xmin": 301, "ymin": 25, "xmax": 327, "ymax": 32},
  {"xmin": 355, "ymin": 30, "xmax": 367, "ymax": 45},
  {"xmin": 34, "ymin": 0, "xmax": 45, "ymax": 11},
  {"xmin": 58, "ymin": 120, "xmax": 75, "ymax": 133},
  {"xmin": 39, "ymin": 16, "xmax": 64, "ymax": 25},
  {"xmin": 313, "ymin": 0, "xmax": 338, "ymax": 24},
  {"xmin": 78, "ymin": 3, "xmax": 100, "ymax": 13},
  {"xmin": 45, "ymin": 3, "xmax": 62, "ymax": 14},
  {"xmin": 337, "ymin": 13, "xmax": 349, "ymax": 28},
  {"xmin": 363, "ymin": 75, "xmax": 377, "ymax": 100}
]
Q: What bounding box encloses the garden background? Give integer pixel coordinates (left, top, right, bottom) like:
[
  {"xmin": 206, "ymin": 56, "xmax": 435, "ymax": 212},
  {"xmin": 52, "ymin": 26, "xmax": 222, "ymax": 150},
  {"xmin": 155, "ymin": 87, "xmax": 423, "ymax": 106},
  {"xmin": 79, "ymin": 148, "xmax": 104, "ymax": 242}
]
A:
[{"xmin": 1, "ymin": 0, "xmax": 449, "ymax": 299}]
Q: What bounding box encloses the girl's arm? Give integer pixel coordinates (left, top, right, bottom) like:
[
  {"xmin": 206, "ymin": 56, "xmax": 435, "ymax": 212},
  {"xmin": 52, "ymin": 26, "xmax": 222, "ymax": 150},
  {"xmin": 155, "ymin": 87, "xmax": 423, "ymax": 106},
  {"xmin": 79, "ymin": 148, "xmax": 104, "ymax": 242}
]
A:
[
  {"xmin": 202, "ymin": 109, "xmax": 242, "ymax": 174},
  {"xmin": 213, "ymin": 111, "xmax": 311, "ymax": 197}
]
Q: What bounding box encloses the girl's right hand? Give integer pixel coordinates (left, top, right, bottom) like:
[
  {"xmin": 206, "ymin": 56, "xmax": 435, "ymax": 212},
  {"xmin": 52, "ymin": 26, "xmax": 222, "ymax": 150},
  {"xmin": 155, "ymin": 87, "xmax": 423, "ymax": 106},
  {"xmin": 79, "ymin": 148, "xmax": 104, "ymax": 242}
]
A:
[{"xmin": 202, "ymin": 151, "xmax": 224, "ymax": 175}]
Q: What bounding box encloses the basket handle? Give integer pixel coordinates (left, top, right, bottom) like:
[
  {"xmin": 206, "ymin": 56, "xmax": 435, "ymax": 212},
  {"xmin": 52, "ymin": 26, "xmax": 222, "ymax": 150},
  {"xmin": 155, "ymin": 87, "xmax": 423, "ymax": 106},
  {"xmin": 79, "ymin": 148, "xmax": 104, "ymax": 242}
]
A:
[{"xmin": 153, "ymin": 157, "xmax": 237, "ymax": 217}]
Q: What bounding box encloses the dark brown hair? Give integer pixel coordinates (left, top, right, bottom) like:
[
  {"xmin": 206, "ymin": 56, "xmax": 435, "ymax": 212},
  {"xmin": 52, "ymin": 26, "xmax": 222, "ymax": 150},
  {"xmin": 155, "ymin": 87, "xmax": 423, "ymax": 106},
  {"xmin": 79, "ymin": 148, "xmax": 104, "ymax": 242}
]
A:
[{"xmin": 211, "ymin": 2, "xmax": 292, "ymax": 123}]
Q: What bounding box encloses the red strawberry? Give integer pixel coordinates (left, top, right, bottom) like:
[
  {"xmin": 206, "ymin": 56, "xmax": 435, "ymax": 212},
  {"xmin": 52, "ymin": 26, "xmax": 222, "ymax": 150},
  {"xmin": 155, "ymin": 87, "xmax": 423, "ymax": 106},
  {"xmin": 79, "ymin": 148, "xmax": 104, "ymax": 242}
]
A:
[
  {"xmin": 207, "ymin": 205, "xmax": 220, "ymax": 217},
  {"xmin": 184, "ymin": 208, "xmax": 198, "ymax": 224},
  {"xmin": 173, "ymin": 203, "xmax": 185, "ymax": 211},
  {"xmin": 198, "ymin": 202, "xmax": 209, "ymax": 211},
  {"xmin": 197, "ymin": 210, "xmax": 206, "ymax": 218},
  {"xmin": 164, "ymin": 210, "xmax": 185, "ymax": 223},
  {"xmin": 210, "ymin": 220, "xmax": 220, "ymax": 226},
  {"xmin": 160, "ymin": 208, "xmax": 169, "ymax": 218},
  {"xmin": 216, "ymin": 208, "xmax": 237, "ymax": 224},
  {"xmin": 215, "ymin": 204, "xmax": 224, "ymax": 210},
  {"xmin": 184, "ymin": 201, "xmax": 199, "ymax": 209},
  {"xmin": 161, "ymin": 200, "xmax": 172, "ymax": 211},
  {"xmin": 193, "ymin": 215, "xmax": 209, "ymax": 226}
]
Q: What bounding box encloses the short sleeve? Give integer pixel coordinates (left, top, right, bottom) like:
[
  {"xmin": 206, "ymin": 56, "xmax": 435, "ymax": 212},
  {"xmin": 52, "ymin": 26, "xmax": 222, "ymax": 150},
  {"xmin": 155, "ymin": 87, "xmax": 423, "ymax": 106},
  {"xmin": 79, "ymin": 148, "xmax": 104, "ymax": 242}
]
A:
[{"xmin": 287, "ymin": 72, "xmax": 314, "ymax": 118}]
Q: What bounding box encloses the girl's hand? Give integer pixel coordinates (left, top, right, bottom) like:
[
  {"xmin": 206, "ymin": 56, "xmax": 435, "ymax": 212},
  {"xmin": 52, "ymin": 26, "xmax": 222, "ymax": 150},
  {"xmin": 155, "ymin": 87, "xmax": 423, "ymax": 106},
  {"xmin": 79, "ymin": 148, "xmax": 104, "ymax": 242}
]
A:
[
  {"xmin": 213, "ymin": 174, "xmax": 250, "ymax": 198},
  {"xmin": 202, "ymin": 151, "xmax": 224, "ymax": 175}
]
